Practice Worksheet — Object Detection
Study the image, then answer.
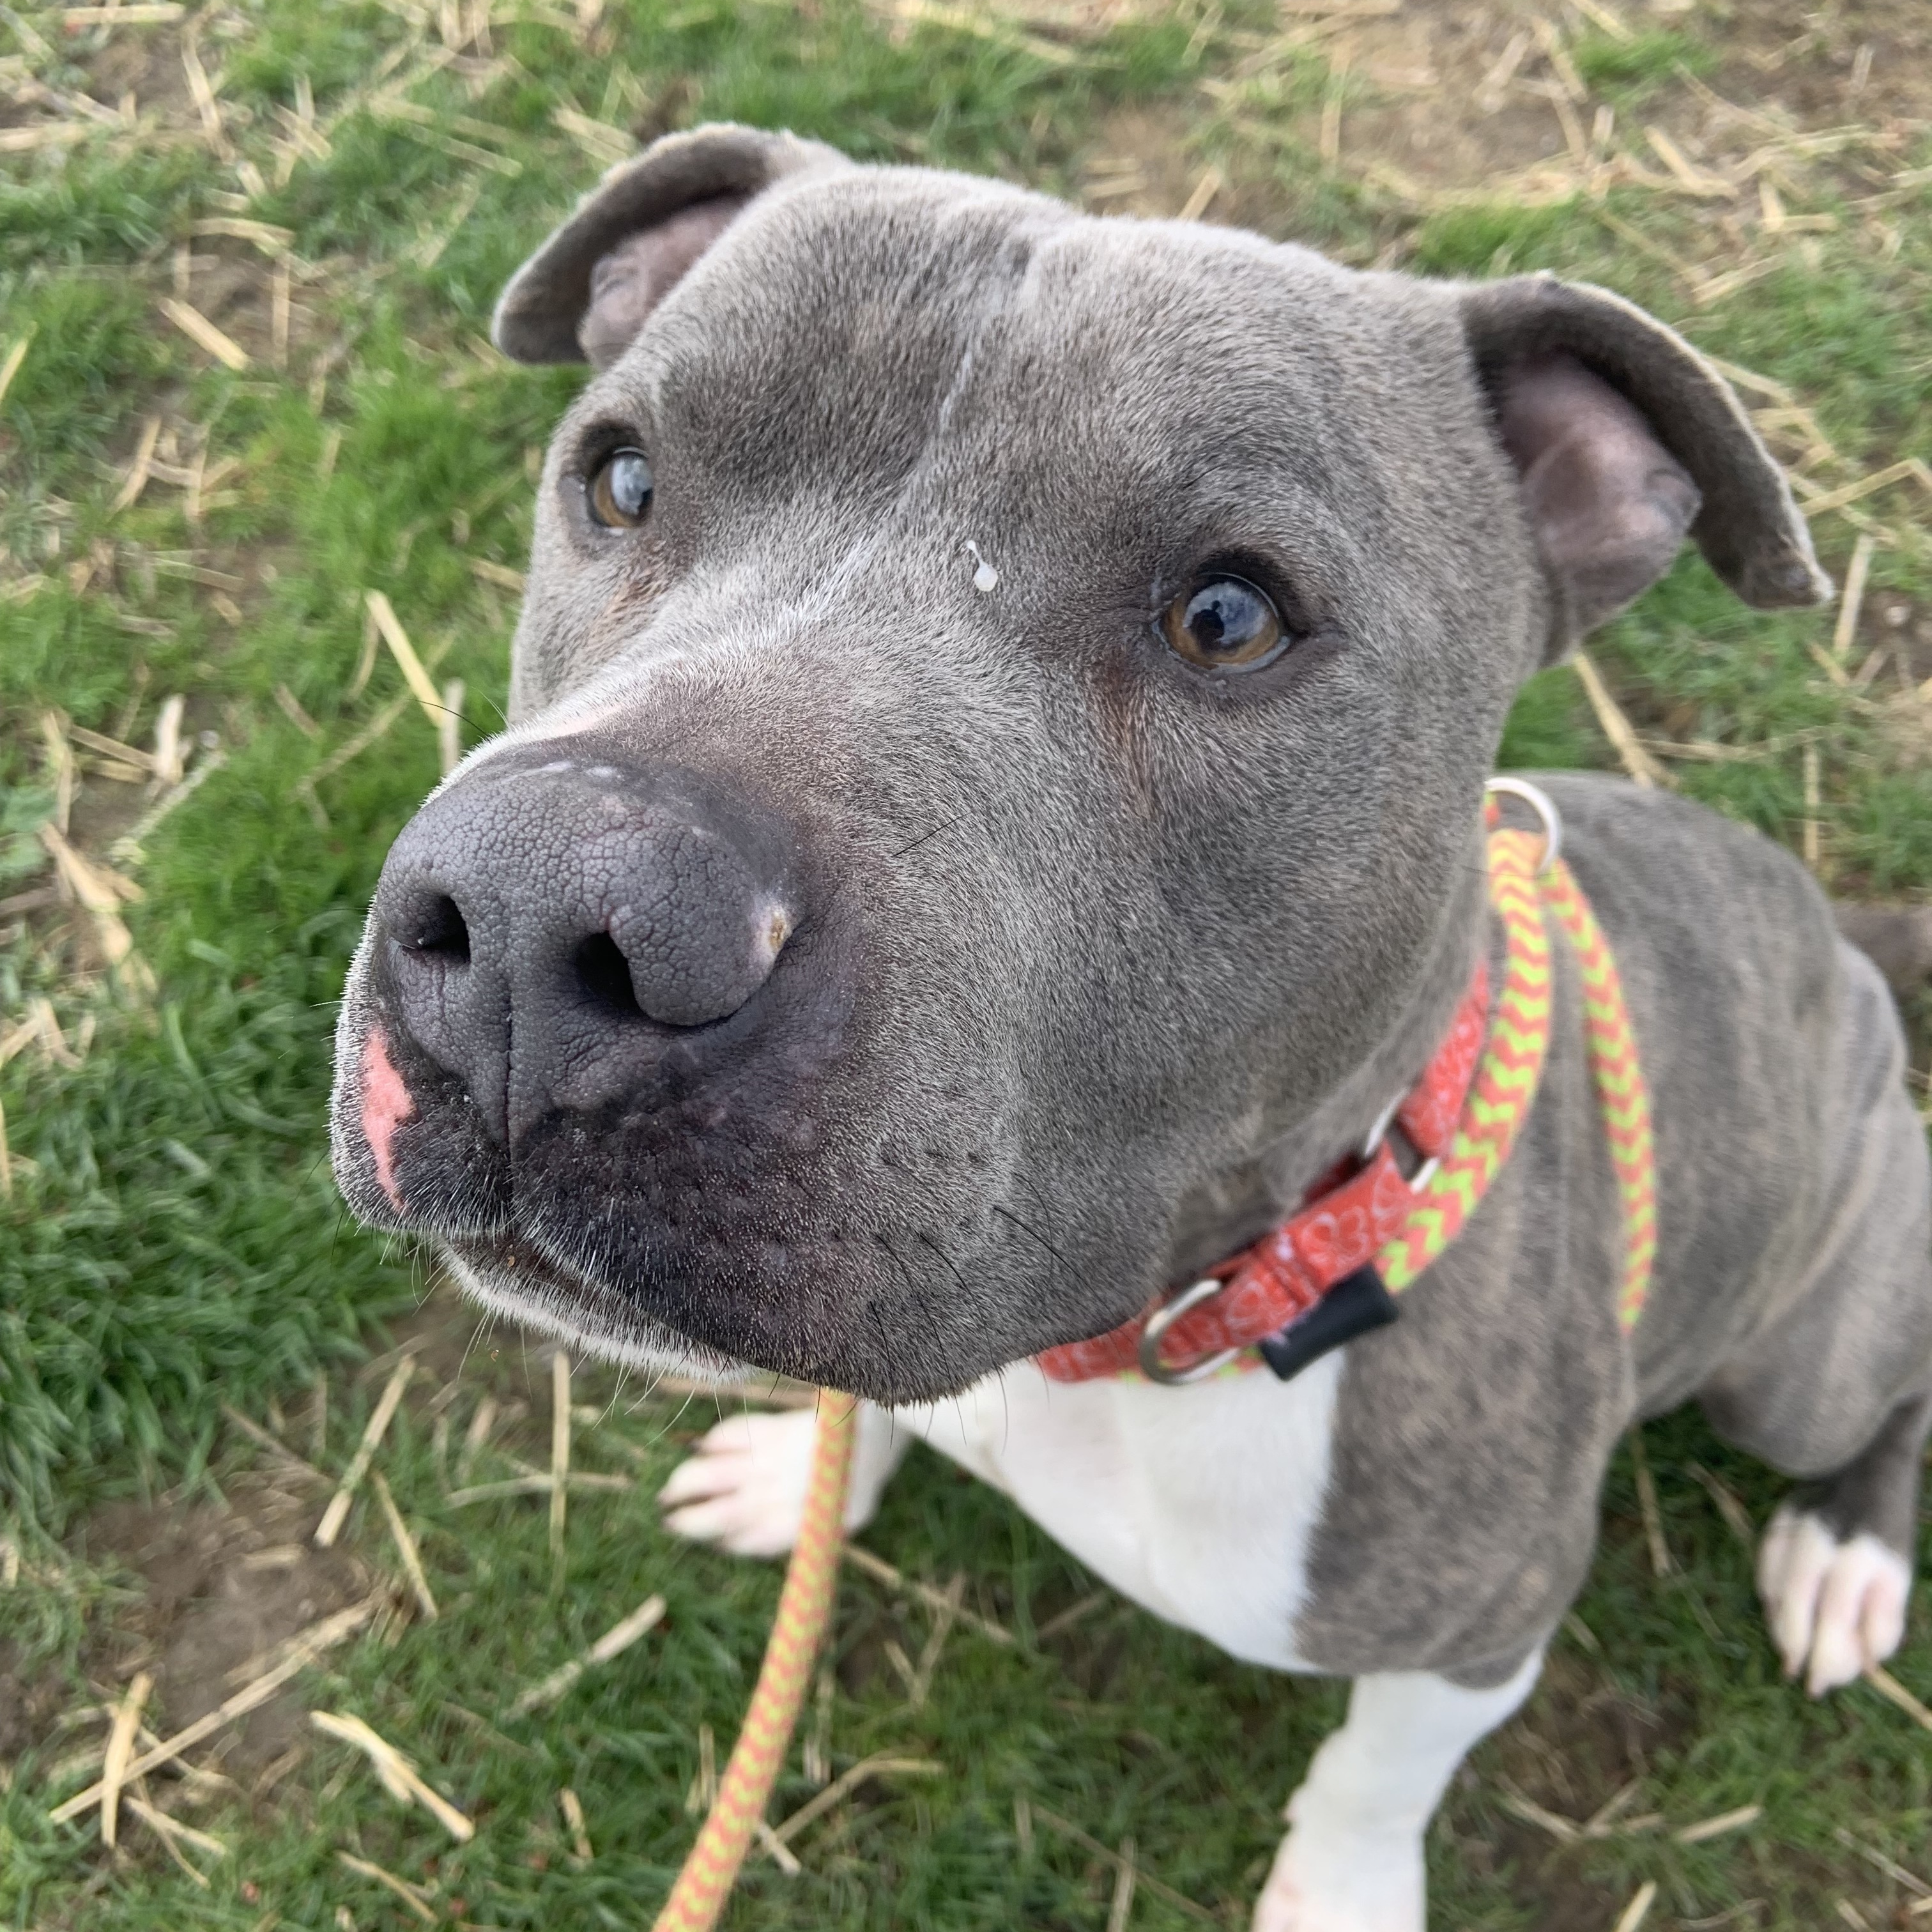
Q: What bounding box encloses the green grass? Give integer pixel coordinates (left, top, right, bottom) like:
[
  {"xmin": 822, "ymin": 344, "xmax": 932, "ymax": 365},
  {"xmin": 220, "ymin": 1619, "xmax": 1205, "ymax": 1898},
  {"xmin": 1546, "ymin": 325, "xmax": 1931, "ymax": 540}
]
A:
[{"xmin": 3, "ymin": 0, "xmax": 1932, "ymax": 1925}]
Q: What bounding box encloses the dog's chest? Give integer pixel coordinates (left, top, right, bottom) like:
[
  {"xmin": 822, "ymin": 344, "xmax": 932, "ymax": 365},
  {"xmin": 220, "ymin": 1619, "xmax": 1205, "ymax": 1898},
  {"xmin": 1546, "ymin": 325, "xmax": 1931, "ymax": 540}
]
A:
[{"xmin": 893, "ymin": 1354, "xmax": 1344, "ymax": 1669}]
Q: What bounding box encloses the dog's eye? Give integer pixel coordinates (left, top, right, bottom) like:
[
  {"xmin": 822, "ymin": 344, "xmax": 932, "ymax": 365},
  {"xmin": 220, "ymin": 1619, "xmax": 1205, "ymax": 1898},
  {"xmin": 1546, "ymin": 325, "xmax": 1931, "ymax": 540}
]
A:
[
  {"xmin": 587, "ymin": 448, "xmax": 653, "ymax": 528},
  {"xmin": 1160, "ymin": 577, "xmax": 1284, "ymax": 670}
]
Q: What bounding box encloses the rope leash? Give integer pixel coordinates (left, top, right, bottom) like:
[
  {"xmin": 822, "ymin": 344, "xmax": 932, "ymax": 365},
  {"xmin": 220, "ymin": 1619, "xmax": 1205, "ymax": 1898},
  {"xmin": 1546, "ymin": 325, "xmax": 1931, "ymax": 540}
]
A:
[{"xmin": 650, "ymin": 1395, "xmax": 855, "ymax": 1932}]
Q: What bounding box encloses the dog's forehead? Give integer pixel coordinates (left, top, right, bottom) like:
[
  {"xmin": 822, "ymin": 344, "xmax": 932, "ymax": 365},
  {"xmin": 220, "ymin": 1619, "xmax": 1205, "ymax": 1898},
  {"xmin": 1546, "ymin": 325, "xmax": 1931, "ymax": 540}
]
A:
[{"xmin": 588, "ymin": 169, "xmax": 1415, "ymax": 468}]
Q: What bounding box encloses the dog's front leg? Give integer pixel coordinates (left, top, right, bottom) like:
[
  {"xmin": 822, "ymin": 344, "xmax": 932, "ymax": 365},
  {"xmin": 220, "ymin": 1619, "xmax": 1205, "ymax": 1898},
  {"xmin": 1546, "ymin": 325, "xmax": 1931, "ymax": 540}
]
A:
[
  {"xmin": 1255, "ymin": 1649, "xmax": 1544, "ymax": 1932},
  {"xmin": 658, "ymin": 1401, "xmax": 909, "ymax": 1556}
]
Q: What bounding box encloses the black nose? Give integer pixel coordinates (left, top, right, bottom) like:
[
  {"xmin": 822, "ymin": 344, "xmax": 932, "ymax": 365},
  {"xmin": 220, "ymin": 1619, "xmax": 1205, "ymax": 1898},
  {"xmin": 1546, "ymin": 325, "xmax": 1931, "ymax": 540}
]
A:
[{"xmin": 372, "ymin": 746, "xmax": 797, "ymax": 1142}]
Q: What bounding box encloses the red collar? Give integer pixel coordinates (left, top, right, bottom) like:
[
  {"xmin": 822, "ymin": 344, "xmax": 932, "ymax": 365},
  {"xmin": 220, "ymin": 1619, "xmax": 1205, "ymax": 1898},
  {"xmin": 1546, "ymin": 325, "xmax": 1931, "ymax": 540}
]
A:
[{"xmin": 1034, "ymin": 957, "xmax": 1491, "ymax": 1385}]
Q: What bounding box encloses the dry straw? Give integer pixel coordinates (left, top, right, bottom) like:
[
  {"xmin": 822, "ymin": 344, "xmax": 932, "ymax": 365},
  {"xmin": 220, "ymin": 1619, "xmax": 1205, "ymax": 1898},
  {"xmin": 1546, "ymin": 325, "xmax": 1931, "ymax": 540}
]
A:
[{"xmin": 312, "ymin": 1711, "xmax": 473, "ymax": 1841}]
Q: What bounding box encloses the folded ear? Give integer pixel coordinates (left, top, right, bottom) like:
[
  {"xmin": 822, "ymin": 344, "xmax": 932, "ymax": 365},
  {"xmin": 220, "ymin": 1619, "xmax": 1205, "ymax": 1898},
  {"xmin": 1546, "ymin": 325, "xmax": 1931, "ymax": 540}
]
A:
[
  {"xmin": 1459, "ymin": 273, "xmax": 1831, "ymax": 661},
  {"xmin": 492, "ymin": 122, "xmax": 851, "ymax": 368}
]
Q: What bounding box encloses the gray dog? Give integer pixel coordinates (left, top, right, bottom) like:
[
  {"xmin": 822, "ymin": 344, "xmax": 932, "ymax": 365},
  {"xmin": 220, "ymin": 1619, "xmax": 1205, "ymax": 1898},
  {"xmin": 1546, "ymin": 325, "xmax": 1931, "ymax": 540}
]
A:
[{"xmin": 330, "ymin": 125, "xmax": 1932, "ymax": 1928}]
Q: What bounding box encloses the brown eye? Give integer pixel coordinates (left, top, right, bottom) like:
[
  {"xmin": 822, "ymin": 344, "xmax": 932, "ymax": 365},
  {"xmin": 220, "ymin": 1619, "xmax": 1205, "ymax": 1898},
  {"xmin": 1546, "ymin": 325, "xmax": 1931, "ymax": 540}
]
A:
[
  {"xmin": 1160, "ymin": 576, "xmax": 1284, "ymax": 670},
  {"xmin": 588, "ymin": 447, "xmax": 653, "ymax": 528}
]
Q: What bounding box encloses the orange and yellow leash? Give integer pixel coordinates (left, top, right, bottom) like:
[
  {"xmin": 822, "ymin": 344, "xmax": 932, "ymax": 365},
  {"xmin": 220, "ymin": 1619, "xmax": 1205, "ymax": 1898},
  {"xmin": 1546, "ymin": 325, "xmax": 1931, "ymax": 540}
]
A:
[{"xmin": 650, "ymin": 1395, "xmax": 855, "ymax": 1932}]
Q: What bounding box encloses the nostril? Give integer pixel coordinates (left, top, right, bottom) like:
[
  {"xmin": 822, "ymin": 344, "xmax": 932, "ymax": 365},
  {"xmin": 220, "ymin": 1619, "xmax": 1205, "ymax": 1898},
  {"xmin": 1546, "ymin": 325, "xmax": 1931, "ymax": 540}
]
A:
[
  {"xmin": 574, "ymin": 931, "xmax": 643, "ymax": 1018},
  {"xmin": 397, "ymin": 892, "xmax": 471, "ymax": 964}
]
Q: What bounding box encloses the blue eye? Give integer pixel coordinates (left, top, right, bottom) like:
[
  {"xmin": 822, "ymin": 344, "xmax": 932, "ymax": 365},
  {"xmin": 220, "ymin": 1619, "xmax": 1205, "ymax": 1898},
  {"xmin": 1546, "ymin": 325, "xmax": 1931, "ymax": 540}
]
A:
[
  {"xmin": 589, "ymin": 447, "xmax": 652, "ymax": 527},
  {"xmin": 1161, "ymin": 576, "xmax": 1284, "ymax": 669}
]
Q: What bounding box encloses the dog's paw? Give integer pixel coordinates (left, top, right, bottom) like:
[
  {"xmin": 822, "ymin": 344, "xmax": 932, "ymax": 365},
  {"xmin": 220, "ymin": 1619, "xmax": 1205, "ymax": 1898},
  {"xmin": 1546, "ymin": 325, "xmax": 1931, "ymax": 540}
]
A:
[
  {"xmin": 658, "ymin": 1409, "xmax": 822, "ymax": 1558},
  {"xmin": 1756, "ymin": 1503, "xmax": 1909, "ymax": 1696},
  {"xmin": 1250, "ymin": 1814, "xmax": 1424, "ymax": 1932}
]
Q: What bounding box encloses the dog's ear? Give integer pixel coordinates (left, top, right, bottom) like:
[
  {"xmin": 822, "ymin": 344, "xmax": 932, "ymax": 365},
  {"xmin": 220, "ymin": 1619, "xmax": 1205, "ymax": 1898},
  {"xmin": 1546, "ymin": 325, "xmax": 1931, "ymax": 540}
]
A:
[
  {"xmin": 492, "ymin": 123, "xmax": 850, "ymax": 368},
  {"xmin": 1459, "ymin": 273, "xmax": 1830, "ymax": 660}
]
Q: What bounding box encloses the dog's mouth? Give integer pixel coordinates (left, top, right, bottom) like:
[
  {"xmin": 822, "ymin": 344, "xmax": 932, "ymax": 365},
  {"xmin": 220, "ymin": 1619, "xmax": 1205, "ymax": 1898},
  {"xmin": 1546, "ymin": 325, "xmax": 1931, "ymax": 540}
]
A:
[{"xmin": 443, "ymin": 1232, "xmax": 756, "ymax": 1383}]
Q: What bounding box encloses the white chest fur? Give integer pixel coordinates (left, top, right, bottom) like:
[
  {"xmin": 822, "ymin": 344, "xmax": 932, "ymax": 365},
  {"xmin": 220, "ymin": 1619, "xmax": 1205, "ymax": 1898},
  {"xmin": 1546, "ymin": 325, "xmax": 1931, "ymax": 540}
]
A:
[{"xmin": 887, "ymin": 1351, "xmax": 1344, "ymax": 1669}]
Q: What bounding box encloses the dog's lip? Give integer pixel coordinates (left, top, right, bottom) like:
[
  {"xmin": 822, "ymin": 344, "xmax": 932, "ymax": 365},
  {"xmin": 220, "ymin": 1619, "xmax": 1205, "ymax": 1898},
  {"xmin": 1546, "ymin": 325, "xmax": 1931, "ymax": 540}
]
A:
[
  {"xmin": 444, "ymin": 1229, "xmax": 608, "ymax": 1307},
  {"xmin": 442, "ymin": 1232, "xmax": 754, "ymax": 1379}
]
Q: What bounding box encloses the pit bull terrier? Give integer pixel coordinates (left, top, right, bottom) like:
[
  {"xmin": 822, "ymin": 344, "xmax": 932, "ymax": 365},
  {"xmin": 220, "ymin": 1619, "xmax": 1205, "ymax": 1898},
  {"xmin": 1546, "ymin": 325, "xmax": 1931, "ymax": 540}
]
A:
[{"xmin": 330, "ymin": 125, "xmax": 1932, "ymax": 1929}]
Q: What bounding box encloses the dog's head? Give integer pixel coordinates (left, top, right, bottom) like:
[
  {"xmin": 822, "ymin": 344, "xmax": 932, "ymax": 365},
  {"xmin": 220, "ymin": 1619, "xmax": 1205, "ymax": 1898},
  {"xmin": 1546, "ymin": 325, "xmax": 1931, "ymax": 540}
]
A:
[{"xmin": 329, "ymin": 125, "xmax": 1825, "ymax": 1402}]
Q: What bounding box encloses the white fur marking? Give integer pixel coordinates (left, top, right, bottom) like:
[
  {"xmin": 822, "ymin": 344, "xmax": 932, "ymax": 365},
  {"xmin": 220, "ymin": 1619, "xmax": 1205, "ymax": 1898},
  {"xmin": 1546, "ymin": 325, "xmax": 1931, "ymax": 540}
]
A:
[
  {"xmin": 656, "ymin": 1354, "xmax": 1346, "ymax": 1669},
  {"xmin": 1756, "ymin": 1503, "xmax": 1909, "ymax": 1695},
  {"xmin": 1252, "ymin": 1652, "xmax": 1544, "ymax": 1932}
]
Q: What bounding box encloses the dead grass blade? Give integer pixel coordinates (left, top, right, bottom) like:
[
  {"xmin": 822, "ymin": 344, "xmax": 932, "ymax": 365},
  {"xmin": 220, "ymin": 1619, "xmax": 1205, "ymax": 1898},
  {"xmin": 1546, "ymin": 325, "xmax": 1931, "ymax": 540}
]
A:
[
  {"xmin": 371, "ymin": 1471, "xmax": 438, "ymax": 1620},
  {"xmin": 559, "ymin": 1786, "xmax": 593, "ymax": 1863},
  {"xmin": 110, "ymin": 747, "xmax": 226, "ymax": 862},
  {"xmin": 38, "ymin": 823, "xmax": 144, "ymax": 983},
  {"xmin": 753, "ymin": 1815, "xmax": 802, "ymax": 1874},
  {"xmin": 221, "ymin": 1403, "xmax": 327, "ymax": 1485},
  {"xmin": 364, "ymin": 591, "xmax": 447, "ymax": 733},
  {"xmin": 1628, "ymin": 1429, "xmax": 1673, "ymax": 1576},
  {"xmin": 466, "ymin": 556, "xmax": 526, "ymax": 592},
  {"xmin": 843, "ymin": 1543, "xmax": 1013, "ymax": 1644},
  {"xmin": 294, "ymin": 693, "xmax": 411, "ymax": 824},
  {"xmin": 1573, "ymin": 650, "xmax": 1671, "ymax": 788},
  {"xmin": 507, "ymin": 1593, "xmax": 666, "ymax": 1717},
  {"xmin": 98, "ymin": 1672, "xmax": 151, "ymax": 1847},
  {"xmin": 0, "ymin": 329, "xmax": 33, "ymax": 410},
  {"xmin": 1176, "ymin": 165, "xmax": 1222, "ymax": 221},
  {"xmin": 1686, "ymin": 1462, "xmax": 1754, "ymax": 1547},
  {"xmin": 447, "ymin": 1472, "xmax": 633, "ymax": 1505},
  {"xmin": 1615, "ymin": 1881, "xmax": 1659, "ymax": 1932},
  {"xmin": 0, "ymin": 124, "xmax": 91, "ymax": 155},
  {"xmin": 159, "ymin": 298, "xmax": 250, "ymax": 372},
  {"xmin": 438, "ymin": 677, "xmax": 464, "ymax": 775},
  {"xmin": 1833, "ymin": 1827, "xmax": 1932, "ymax": 1899},
  {"xmin": 1106, "ymin": 1835, "xmax": 1137, "ymax": 1932},
  {"xmin": 126, "ymin": 1794, "xmax": 222, "ymax": 1885},
  {"xmin": 907, "ymin": 1572, "xmax": 966, "ymax": 1708},
  {"xmin": 314, "ymin": 1355, "xmax": 415, "ymax": 1547},
  {"xmin": 51, "ymin": 1597, "xmax": 379, "ymax": 1821},
  {"xmin": 225, "ymin": 1593, "xmax": 387, "ymax": 1689},
  {"xmin": 1797, "ymin": 460, "xmax": 1921, "ymax": 517},
  {"xmin": 772, "ymin": 1752, "xmax": 945, "ymax": 1846},
  {"xmin": 111, "ymin": 414, "xmax": 164, "ymax": 512},
  {"xmin": 336, "ymin": 1850, "xmax": 437, "ymax": 1922},
  {"xmin": 1802, "ymin": 742, "xmax": 1822, "ymax": 872},
  {"xmin": 1676, "ymin": 1803, "xmax": 1762, "ymax": 1843},
  {"xmin": 1499, "ymin": 1786, "xmax": 1581, "ymax": 1843},
  {"xmin": 310, "ymin": 1712, "xmax": 474, "ymax": 1841},
  {"xmin": 550, "ymin": 1349, "xmax": 571, "ymax": 1560},
  {"xmin": 1031, "ymin": 1803, "xmax": 1218, "ymax": 1924},
  {"xmin": 1864, "ymin": 1663, "xmax": 1932, "ymax": 1732},
  {"xmin": 1832, "ymin": 533, "xmax": 1876, "ymax": 657}
]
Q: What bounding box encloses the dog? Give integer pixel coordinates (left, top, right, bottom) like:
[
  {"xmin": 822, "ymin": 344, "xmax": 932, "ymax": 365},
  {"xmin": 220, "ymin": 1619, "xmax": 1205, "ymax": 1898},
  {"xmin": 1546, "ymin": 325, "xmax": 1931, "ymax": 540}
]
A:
[{"xmin": 330, "ymin": 125, "xmax": 1932, "ymax": 1929}]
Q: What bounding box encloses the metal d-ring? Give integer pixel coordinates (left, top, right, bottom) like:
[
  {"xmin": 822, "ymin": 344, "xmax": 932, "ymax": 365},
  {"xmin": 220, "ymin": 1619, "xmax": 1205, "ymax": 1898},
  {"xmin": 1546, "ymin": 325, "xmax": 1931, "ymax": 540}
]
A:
[
  {"xmin": 1138, "ymin": 1275, "xmax": 1243, "ymax": 1386},
  {"xmin": 1485, "ymin": 776, "xmax": 1564, "ymax": 875}
]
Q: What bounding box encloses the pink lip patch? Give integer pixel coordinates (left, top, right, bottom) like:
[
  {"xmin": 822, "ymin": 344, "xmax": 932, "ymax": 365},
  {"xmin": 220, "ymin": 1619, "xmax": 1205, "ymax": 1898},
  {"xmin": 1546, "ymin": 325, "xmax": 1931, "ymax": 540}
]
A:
[{"xmin": 360, "ymin": 1027, "xmax": 415, "ymax": 1209}]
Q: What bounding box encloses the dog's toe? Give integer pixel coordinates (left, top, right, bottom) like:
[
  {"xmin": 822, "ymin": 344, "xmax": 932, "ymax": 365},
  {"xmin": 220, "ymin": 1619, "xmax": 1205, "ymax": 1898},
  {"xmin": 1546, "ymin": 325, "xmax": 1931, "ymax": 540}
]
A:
[
  {"xmin": 1756, "ymin": 1503, "xmax": 1909, "ymax": 1696},
  {"xmin": 658, "ymin": 1409, "xmax": 819, "ymax": 1558}
]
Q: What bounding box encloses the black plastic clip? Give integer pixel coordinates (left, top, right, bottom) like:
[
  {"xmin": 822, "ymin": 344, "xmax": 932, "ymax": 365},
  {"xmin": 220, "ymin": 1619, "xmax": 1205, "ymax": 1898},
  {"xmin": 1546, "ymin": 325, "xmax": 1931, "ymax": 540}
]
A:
[{"xmin": 1256, "ymin": 1264, "xmax": 1399, "ymax": 1383}]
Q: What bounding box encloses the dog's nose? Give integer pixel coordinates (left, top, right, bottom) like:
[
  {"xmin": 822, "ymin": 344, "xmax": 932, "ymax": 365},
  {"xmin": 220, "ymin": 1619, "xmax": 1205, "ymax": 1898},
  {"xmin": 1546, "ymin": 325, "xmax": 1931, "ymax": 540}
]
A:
[{"xmin": 371, "ymin": 747, "xmax": 796, "ymax": 1142}]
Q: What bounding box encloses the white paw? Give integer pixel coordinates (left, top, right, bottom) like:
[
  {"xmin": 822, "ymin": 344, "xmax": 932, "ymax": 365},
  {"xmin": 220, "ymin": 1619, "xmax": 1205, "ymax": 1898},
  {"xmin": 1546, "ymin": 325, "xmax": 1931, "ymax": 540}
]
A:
[
  {"xmin": 1250, "ymin": 1803, "xmax": 1424, "ymax": 1932},
  {"xmin": 1756, "ymin": 1503, "xmax": 1910, "ymax": 1696},
  {"xmin": 658, "ymin": 1409, "xmax": 822, "ymax": 1558}
]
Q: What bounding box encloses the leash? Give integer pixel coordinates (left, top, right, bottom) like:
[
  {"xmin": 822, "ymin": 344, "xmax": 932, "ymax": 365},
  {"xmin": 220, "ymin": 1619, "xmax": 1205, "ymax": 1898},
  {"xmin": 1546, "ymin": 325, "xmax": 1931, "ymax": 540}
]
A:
[
  {"xmin": 650, "ymin": 1395, "xmax": 855, "ymax": 1932},
  {"xmin": 648, "ymin": 780, "xmax": 1655, "ymax": 1922}
]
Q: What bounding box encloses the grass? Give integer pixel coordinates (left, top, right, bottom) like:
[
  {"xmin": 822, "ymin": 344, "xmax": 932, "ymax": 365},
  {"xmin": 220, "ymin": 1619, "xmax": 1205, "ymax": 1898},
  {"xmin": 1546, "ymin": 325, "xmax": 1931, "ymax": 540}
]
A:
[{"xmin": 2, "ymin": 0, "xmax": 1931, "ymax": 1926}]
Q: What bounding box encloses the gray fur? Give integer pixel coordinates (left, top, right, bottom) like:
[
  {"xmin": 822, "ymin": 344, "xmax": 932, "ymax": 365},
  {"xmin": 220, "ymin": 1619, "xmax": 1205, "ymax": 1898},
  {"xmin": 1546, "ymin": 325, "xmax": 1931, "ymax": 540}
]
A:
[{"xmin": 331, "ymin": 126, "xmax": 1929, "ymax": 1689}]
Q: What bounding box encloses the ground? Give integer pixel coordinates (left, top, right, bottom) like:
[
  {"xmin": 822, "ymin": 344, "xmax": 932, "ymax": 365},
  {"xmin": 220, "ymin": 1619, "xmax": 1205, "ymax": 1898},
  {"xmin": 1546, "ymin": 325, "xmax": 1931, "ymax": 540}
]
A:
[{"xmin": 3, "ymin": 0, "xmax": 1931, "ymax": 1927}]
